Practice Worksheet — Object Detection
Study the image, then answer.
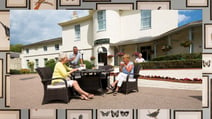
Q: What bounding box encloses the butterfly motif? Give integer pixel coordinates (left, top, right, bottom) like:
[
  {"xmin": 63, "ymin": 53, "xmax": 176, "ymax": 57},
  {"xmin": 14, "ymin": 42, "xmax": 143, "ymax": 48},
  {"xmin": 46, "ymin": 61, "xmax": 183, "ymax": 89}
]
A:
[
  {"xmin": 111, "ymin": 110, "xmax": 119, "ymax": 118},
  {"xmin": 203, "ymin": 60, "xmax": 211, "ymax": 67},
  {"xmin": 100, "ymin": 111, "xmax": 110, "ymax": 117},
  {"xmin": 120, "ymin": 111, "xmax": 129, "ymax": 117}
]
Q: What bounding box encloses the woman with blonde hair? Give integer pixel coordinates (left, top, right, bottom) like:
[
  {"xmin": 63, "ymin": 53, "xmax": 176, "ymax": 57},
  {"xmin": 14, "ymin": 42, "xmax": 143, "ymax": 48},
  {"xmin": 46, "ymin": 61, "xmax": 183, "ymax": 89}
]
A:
[
  {"xmin": 107, "ymin": 54, "xmax": 134, "ymax": 96},
  {"xmin": 52, "ymin": 52, "xmax": 94, "ymax": 100}
]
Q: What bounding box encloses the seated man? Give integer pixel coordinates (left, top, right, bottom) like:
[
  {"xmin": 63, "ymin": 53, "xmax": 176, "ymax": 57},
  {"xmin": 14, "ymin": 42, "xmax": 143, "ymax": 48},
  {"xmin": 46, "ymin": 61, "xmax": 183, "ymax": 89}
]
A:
[{"xmin": 107, "ymin": 54, "xmax": 134, "ymax": 96}]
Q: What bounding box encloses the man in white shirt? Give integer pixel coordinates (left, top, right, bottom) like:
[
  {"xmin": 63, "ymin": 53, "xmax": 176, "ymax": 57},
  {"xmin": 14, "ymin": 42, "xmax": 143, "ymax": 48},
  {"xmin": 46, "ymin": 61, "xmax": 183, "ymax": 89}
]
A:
[
  {"xmin": 135, "ymin": 53, "xmax": 145, "ymax": 63},
  {"xmin": 69, "ymin": 46, "xmax": 84, "ymax": 68}
]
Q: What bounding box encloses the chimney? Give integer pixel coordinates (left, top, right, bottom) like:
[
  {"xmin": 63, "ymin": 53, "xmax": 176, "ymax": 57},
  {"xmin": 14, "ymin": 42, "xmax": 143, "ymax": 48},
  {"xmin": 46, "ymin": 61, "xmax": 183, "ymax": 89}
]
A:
[{"xmin": 72, "ymin": 11, "xmax": 78, "ymax": 19}]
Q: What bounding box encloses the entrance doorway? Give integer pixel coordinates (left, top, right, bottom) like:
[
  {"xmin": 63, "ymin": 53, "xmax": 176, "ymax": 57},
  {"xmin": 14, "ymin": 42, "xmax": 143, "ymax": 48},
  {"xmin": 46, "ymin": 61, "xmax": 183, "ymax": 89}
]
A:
[
  {"xmin": 98, "ymin": 47, "xmax": 107, "ymax": 65},
  {"xmin": 140, "ymin": 46, "xmax": 152, "ymax": 61}
]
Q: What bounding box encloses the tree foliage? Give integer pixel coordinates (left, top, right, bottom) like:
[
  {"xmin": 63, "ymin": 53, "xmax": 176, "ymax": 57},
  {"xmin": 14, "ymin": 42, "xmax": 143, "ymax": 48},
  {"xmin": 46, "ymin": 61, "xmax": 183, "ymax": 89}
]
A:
[{"xmin": 10, "ymin": 44, "xmax": 23, "ymax": 52}]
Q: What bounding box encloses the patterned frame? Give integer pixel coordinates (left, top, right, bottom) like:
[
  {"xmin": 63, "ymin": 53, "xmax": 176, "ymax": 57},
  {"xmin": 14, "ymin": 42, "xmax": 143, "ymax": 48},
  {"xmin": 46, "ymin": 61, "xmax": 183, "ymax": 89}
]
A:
[
  {"xmin": 0, "ymin": 109, "xmax": 21, "ymax": 119},
  {"xmin": 202, "ymin": 75, "xmax": 209, "ymax": 108},
  {"xmin": 29, "ymin": 0, "xmax": 58, "ymax": 10},
  {"xmin": 5, "ymin": 74, "xmax": 10, "ymax": 107},
  {"xmin": 174, "ymin": 110, "xmax": 203, "ymax": 119},
  {"xmin": 0, "ymin": 59, "xmax": 3, "ymax": 98},
  {"xmin": 66, "ymin": 109, "xmax": 93, "ymax": 119},
  {"xmin": 186, "ymin": 0, "xmax": 208, "ymax": 7},
  {"xmin": 29, "ymin": 109, "xmax": 58, "ymax": 119},
  {"xmin": 59, "ymin": 0, "xmax": 81, "ymax": 7},
  {"xmin": 136, "ymin": 1, "xmax": 171, "ymax": 10},
  {"xmin": 5, "ymin": 0, "xmax": 28, "ymax": 8},
  {"xmin": 96, "ymin": 109, "xmax": 134, "ymax": 119},
  {"xmin": 96, "ymin": 3, "xmax": 134, "ymax": 10},
  {"xmin": 136, "ymin": 109, "xmax": 170, "ymax": 119}
]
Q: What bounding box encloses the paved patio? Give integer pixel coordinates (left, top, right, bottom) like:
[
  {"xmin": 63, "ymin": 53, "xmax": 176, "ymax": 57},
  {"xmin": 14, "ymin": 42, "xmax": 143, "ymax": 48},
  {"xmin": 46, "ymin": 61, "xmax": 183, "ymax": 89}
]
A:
[{"xmin": 10, "ymin": 74, "xmax": 201, "ymax": 109}]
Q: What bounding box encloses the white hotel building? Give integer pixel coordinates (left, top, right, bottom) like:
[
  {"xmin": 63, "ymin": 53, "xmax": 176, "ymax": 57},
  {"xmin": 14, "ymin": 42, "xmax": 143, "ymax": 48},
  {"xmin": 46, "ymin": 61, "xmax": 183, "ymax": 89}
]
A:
[{"xmin": 21, "ymin": 10, "xmax": 202, "ymax": 69}]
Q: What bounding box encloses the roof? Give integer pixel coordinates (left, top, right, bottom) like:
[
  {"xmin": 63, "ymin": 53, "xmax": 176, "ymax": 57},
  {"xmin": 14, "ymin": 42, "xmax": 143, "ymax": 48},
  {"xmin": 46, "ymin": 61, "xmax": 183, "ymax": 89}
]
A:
[
  {"xmin": 58, "ymin": 10, "xmax": 94, "ymax": 27},
  {"xmin": 23, "ymin": 37, "xmax": 62, "ymax": 47},
  {"xmin": 111, "ymin": 20, "xmax": 202, "ymax": 46}
]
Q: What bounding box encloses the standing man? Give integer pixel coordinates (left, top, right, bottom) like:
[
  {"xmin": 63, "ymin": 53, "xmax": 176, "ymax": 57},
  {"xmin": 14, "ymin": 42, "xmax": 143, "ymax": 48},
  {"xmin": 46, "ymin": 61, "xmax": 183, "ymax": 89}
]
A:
[
  {"xmin": 69, "ymin": 46, "xmax": 84, "ymax": 68},
  {"xmin": 134, "ymin": 53, "xmax": 145, "ymax": 63}
]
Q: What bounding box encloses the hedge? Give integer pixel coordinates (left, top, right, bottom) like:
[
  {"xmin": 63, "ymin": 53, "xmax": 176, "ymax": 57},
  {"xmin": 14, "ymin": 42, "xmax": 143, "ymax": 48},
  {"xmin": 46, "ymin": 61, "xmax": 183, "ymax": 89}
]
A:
[
  {"xmin": 151, "ymin": 53, "xmax": 201, "ymax": 61},
  {"xmin": 140, "ymin": 59, "xmax": 202, "ymax": 69}
]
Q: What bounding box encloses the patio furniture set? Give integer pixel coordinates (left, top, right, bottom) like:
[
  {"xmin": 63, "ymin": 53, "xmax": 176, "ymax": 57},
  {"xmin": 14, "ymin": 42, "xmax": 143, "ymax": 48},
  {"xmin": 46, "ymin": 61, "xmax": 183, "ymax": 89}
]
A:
[{"xmin": 36, "ymin": 64, "xmax": 141, "ymax": 104}]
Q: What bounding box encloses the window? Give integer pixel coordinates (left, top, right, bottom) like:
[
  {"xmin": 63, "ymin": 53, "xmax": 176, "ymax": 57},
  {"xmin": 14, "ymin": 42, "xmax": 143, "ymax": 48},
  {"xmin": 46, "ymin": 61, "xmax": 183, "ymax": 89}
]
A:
[
  {"xmin": 141, "ymin": 10, "xmax": 151, "ymax": 29},
  {"xmin": 35, "ymin": 59, "xmax": 39, "ymax": 68},
  {"xmin": 55, "ymin": 44, "xmax": 59, "ymax": 50},
  {"xmin": 26, "ymin": 49, "xmax": 29, "ymax": 54},
  {"xmin": 97, "ymin": 10, "xmax": 106, "ymax": 31},
  {"xmin": 43, "ymin": 46, "xmax": 47, "ymax": 51},
  {"xmin": 44, "ymin": 58, "xmax": 48, "ymax": 65},
  {"xmin": 75, "ymin": 24, "xmax": 80, "ymax": 40}
]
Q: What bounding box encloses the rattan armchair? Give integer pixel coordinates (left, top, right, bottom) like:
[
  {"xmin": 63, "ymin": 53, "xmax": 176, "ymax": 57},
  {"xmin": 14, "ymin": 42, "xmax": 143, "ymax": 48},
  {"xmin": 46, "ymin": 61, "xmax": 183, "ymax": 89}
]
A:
[
  {"xmin": 36, "ymin": 67, "xmax": 71, "ymax": 104},
  {"xmin": 119, "ymin": 63, "xmax": 141, "ymax": 94}
]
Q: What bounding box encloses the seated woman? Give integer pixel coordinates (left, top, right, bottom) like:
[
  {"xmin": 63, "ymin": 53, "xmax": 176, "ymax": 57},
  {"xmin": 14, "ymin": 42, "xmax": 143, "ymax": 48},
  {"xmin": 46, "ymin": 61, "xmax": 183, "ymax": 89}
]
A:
[
  {"xmin": 52, "ymin": 52, "xmax": 94, "ymax": 100},
  {"xmin": 107, "ymin": 54, "xmax": 134, "ymax": 96}
]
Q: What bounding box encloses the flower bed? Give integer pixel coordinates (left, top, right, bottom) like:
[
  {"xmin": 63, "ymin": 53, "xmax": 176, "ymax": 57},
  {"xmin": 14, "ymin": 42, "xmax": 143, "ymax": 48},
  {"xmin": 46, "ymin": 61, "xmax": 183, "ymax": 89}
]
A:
[{"xmin": 140, "ymin": 75, "xmax": 202, "ymax": 84}]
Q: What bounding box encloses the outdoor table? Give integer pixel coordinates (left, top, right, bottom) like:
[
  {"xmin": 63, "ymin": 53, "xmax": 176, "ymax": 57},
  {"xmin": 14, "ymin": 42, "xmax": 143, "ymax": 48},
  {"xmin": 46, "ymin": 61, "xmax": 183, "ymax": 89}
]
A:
[{"xmin": 71, "ymin": 69, "xmax": 113, "ymax": 94}]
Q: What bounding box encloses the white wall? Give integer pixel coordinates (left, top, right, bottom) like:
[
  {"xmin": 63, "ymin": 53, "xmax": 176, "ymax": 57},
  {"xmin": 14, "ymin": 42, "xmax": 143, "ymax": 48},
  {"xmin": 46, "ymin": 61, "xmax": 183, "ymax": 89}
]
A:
[
  {"xmin": 21, "ymin": 41, "xmax": 62, "ymax": 69},
  {"xmin": 61, "ymin": 20, "xmax": 93, "ymax": 52},
  {"xmin": 93, "ymin": 10, "xmax": 121, "ymax": 43}
]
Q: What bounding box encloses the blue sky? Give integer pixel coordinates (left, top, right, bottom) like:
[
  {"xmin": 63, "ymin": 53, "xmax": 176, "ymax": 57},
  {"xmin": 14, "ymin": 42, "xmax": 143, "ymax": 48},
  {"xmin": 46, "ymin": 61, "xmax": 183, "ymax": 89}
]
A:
[{"xmin": 10, "ymin": 10, "xmax": 202, "ymax": 45}]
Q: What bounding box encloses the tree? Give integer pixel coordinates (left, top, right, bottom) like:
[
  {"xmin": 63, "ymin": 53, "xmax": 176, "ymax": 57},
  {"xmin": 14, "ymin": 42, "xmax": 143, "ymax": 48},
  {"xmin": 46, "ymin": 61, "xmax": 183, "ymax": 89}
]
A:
[
  {"xmin": 45, "ymin": 59, "xmax": 56, "ymax": 71},
  {"xmin": 10, "ymin": 44, "xmax": 23, "ymax": 52}
]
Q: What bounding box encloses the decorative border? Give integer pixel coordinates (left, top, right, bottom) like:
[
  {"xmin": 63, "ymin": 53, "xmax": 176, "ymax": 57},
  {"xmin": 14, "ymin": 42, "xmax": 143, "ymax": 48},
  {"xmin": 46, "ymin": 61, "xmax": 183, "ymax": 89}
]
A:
[
  {"xmin": 0, "ymin": 59, "xmax": 3, "ymax": 98},
  {"xmin": 6, "ymin": 53, "xmax": 10, "ymax": 74},
  {"xmin": 0, "ymin": 109, "xmax": 21, "ymax": 119},
  {"xmin": 83, "ymin": 0, "xmax": 111, "ymax": 2},
  {"xmin": 0, "ymin": 10, "xmax": 10, "ymax": 51},
  {"xmin": 136, "ymin": 1, "xmax": 171, "ymax": 10},
  {"xmin": 29, "ymin": 109, "xmax": 58, "ymax": 119},
  {"xmin": 202, "ymin": 53, "xmax": 212, "ymax": 74},
  {"xmin": 29, "ymin": 0, "xmax": 58, "ymax": 10},
  {"xmin": 59, "ymin": 0, "xmax": 81, "ymax": 7},
  {"xmin": 202, "ymin": 75, "xmax": 209, "ymax": 108},
  {"xmin": 96, "ymin": 109, "xmax": 134, "ymax": 119},
  {"xmin": 174, "ymin": 110, "xmax": 203, "ymax": 119},
  {"xmin": 66, "ymin": 109, "xmax": 93, "ymax": 119},
  {"xmin": 5, "ymin": 74, "xmax": 10, "ymax": 107},
  {"xmin": 204, "ymin": 24, "xmax": 212, "ymax": 49},
  {"xmin": 5, "ymin": 0, "xmax": 28, "ymax": 8},
  {"xmin": 136, "ymin": 109, "xmax": 170, "ymax": 119},
  {"xmin": 186, "ymin": 0, "xmax": 208, "ymax": 7},
  {"xmin": 96, "ymin": 3, "xmax": 134, "ymax": 10}
]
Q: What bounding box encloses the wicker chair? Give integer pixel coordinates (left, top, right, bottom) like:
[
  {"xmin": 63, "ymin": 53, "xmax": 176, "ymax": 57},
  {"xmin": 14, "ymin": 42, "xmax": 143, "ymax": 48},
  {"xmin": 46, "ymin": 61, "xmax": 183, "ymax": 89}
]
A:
[
  {"xmin": 119, "ymin": 63, "xmax": 141, "ymax": 94},
  {"xmin": 98, "ymin": 65, "xmax": 114, "ymax": 90},
  {"xmin": 36, "ymin": 67, "xmax": 71, "ymax": 104}
]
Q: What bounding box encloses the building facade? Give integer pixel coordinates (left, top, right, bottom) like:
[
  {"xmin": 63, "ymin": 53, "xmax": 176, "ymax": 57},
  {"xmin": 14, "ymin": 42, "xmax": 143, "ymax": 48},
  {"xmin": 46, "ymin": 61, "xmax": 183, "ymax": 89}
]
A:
[
  {"xmin": 21, "ymin": 10, "xmax": 202, "ymax": 68},
  {"xmin": 21, "ymin": 37, "xmax": 62, "ymax": 69}
]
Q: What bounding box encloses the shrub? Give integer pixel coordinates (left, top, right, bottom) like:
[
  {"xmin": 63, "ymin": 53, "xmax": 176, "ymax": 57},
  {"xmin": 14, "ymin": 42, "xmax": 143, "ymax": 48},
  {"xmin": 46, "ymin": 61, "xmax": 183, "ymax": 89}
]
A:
[
  {"xmin": 140, "ymin": 59, "xmax": 201, "ymax": 69},
  {"xmin": 27, "ymin": 61, "xmax": 34, "ymax": 72},
  {"xmin": 45, "ymin": 59, "xmax": 56, "ymax": 71},
  {"xmin": 152, "ymin": 53, "xmax": 201, "ymax": 61},
  {"xmin": 10, "ymin": 69, "xmax": 21, "ymax": 74},
  {"xmin": 20, "ymin": 69, "xmax": 30, "ymax": 74},
  {"xmin": 84, "ymin": 60, "xmax": 94, "ymax": 69}
]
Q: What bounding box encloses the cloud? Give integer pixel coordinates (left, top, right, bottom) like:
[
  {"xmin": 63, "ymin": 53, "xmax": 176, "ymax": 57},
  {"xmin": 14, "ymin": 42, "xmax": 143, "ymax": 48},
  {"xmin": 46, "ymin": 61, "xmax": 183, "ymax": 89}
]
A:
[
  {"xmin": 10, "ymin": 10, "xmax": 88, "ymax": 45},
  {"xmin": 178, "ymin": 14, "xmax": 191, "ymax": 24}
]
